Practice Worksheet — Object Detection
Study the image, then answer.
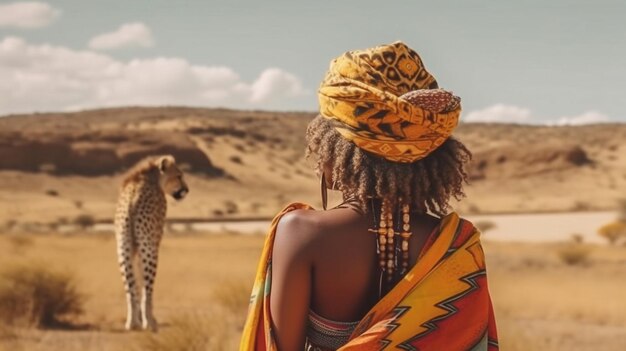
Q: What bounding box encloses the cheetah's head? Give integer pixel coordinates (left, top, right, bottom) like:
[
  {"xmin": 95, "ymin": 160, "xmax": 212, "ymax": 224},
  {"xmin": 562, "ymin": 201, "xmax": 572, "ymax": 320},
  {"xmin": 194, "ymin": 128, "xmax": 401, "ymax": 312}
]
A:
[{"xmin": 157, "ymin": 155, "xmax": 189, "ymax": 201}]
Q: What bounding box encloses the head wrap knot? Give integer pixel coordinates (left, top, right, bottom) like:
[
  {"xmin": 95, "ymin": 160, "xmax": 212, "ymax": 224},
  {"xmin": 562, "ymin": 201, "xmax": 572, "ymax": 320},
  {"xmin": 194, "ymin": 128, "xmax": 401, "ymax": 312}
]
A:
[{"xmin": 318, "ymin": 41, "xmax": 461, "ymax": 163}]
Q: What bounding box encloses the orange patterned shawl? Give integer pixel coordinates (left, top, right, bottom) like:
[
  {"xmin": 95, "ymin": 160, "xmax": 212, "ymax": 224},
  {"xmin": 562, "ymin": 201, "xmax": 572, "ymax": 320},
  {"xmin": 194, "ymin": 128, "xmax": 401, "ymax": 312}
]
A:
[{"xmin": 240, "ymin": 203, "xmax": 498, "ymax": 351}]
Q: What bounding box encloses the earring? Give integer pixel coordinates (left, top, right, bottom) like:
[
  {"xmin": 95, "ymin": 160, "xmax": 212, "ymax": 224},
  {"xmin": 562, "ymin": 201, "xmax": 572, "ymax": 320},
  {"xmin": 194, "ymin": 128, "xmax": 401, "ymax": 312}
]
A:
[{"xmin": 320, "ymin": 171, "xmax": 328, "ymax": 210}]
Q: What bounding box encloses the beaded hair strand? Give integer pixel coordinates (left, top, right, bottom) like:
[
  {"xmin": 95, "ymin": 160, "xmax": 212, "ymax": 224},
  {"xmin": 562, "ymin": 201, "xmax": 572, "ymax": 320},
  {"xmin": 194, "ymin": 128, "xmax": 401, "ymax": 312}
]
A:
[{"xmin": 368, "ymin": 199, "xmax": 413, "ymax": 295}]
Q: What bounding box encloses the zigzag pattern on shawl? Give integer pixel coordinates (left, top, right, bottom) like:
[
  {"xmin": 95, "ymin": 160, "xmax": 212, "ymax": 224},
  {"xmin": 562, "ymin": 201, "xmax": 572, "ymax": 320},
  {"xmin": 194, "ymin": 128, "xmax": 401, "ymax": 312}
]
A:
[
  {"xmin": 396, "ymin": 270, "xmax": 487, "ymax": 351},
  {"xmin": 378, "ymin": 306, "xmax": 411, "ymax": 350}
]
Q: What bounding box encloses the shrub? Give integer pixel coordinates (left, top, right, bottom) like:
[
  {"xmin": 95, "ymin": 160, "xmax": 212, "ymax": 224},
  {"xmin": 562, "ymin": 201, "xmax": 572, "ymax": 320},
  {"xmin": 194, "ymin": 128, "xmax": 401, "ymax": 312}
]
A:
[
  {"xmin": 223, "ymin": 201, "xmax": 238, "ymax": 215},
  {"xmin": 0, "ymin": 264, "xmax": 84, "ymax": 328},
  {"xmin": 229, "ymin": 155, "xmax": 243, "ymax": 164},
  {"xmin": 467, "ymin": 204, "xmax": 481, "ymax": 214},
  {"xmin": 597, "ymin": 221, "xmax": 626, "ymax": 245},
  {"xmin": 45, "ymin": 189, "xmax": 59, "ymax": 197},
  {"xmin": 73, "ymin": 214, "xmax": 95, "ymax": 230},
  {"xmin": 475, "ymin": 220, "xmax": 496, "ymax": 234},
  {"xmin": 557, "ymin": 245, "xmax": 591, "ymax": 266},
  {"xmin": 2, "ymin": 220, "xmax": 17, "ymax": 233},
  {"xmin": 571, "ymin": 201, "xmax": 591, "ymax": 211},
  {"xmin": 570, "ymin": 233, "xmax": 584, "ymax": 244}
]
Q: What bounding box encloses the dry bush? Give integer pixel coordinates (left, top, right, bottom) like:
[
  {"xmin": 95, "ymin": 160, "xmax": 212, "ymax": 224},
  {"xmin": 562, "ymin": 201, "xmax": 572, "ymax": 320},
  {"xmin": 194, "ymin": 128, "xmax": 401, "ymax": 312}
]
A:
[
  {"xmin": 475, "ymin": 220, "xmax": 496, "ymax": 234},
  {"xmin": 598, "ymin": 221, "xmax": 626, "ymax": 245},
  {"xmin": 1, "ymin": 220, "xmax": 17, "ymax": 233},
  {"xmin": 229, "ymin": 155, "xmax": 243, "ymax": 164},
  {"xmin": 134, "ymin": 314, "xmax": 230, "ymax": 351},
  {"xmin": 7, "ymin": 235, "xmax": 33, "ymax": 253},
  {"xmin": 570, "ymin": 200, "xmax": 591, "ymax": 211},
  {"xmin": 223, "ymin": 201, "xmax": 238, "ymax": 215},
  {"xmin": 73, "ymin": 214, "xmax": 95, "ymax": 230},
  {"xmin": 45, "ymin": 189, "xmax": 59, "ymax": 197},
  {"xmin": 556, "ymin": 244, "xmax": 591, "ymax": 266},
  {"xmin": 211, "ymin": 280, "xmax": 251, "ymax": 317},
  {"xmin": 249, "ymin": 202, "xmax": 263, "ymax": 213},
  {"xmin": 467, "ymin": 203, "xmax": 481, "ymax": 214},
  {"xmin": 570, "ymin": 233, "xmax": 584, "ymax": 244},
  {"xmin": 0, "ymin": 264, "xmax": 84, "ymax": 328}
]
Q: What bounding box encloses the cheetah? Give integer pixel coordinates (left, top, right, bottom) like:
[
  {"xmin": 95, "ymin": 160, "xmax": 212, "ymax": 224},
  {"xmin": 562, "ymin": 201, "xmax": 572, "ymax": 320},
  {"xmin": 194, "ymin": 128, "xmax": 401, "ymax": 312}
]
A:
[{"xmin": 114, "ymin": 155, "xmax": 189, "ymax": 331}]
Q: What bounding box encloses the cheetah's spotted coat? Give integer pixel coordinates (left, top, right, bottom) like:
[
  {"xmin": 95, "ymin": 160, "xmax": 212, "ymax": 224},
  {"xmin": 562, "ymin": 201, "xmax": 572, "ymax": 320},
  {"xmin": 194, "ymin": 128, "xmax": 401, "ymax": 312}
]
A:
[{"xmin": 114, "ymin": 155, "xmax": 189, "ymax": 331}]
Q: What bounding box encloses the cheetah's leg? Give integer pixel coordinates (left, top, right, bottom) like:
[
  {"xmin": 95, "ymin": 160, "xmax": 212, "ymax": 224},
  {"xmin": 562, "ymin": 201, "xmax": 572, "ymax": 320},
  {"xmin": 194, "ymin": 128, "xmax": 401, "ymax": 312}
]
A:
[
  {"xmin": 138, "ymin": 239, "xmax": 159, "ymax": 332},
  {"xmin": 116, "ymin": 224, "xmax": 141, "ymax": 330}
]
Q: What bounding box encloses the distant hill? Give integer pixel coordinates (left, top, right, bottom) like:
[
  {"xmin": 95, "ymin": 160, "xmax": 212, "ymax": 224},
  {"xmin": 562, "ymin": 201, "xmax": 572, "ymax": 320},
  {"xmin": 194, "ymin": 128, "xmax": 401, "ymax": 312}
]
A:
[{"xmin": 1, "ymin": 107, "xmax": 625, "ymax": 227}]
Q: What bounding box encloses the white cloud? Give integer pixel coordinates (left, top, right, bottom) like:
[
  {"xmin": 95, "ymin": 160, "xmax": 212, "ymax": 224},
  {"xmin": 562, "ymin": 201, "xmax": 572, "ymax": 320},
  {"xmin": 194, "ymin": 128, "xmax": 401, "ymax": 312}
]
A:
[
  {"xmin": 249, "ymin": 68, "xmax": 307, "ymax": 103},
  {"xmin": 464, "ymin": 104, "xmax": 532, "ymax": 123},
  {"xmin": 465, "ymin": 104, "xmax": 613, "ymax": 125},
  {"xmin": 0, "ymin": 1, "xmax": 60, "ymax": 28},
  {"xmin": 0, "ymin": 36, "xmax": 309, "ymax": 115},
  {"xmin": 88, "ymin": 22, "xmax": 154, "ymax": 50},
  {"xmin": 552, "ymin": 111, "xmax": 611, "ymax": 126}
]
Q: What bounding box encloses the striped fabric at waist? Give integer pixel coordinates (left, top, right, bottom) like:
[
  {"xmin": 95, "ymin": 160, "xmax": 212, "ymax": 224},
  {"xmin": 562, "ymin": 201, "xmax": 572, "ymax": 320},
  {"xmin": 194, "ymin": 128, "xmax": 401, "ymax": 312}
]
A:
[{"xmin": 305, "ymin": 309, "xmax": 360, "ymax": 351}]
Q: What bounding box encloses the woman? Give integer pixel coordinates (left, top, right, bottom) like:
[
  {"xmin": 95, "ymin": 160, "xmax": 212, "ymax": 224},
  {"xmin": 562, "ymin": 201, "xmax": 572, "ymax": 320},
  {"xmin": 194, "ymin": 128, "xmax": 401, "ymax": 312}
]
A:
[{"xmin": 241, "ymin": 42, "xmax": 498, "ymax": 351}]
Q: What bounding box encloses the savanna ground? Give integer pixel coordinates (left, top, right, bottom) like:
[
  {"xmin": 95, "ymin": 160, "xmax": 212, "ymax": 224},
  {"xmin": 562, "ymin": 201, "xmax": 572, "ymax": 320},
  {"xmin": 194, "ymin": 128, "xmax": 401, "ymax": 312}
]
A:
[{"xmin": 1, "ymin": 231, "xmax": 625, "ymax": 351}]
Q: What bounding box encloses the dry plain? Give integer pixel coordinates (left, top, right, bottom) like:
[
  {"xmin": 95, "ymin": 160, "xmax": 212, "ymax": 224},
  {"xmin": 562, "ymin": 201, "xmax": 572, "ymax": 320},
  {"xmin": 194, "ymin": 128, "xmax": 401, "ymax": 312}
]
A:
[
  {"xmin": 1, "ymin": 231, "xmax": 625, "ymax": 351},
  {"xmin": 1, "ymin": 107, "xmax": 625, "ymax": 350}
]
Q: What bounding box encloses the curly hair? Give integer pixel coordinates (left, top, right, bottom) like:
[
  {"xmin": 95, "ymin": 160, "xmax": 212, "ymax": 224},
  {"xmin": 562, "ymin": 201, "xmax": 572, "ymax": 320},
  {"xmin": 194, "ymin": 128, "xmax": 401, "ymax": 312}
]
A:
[{"xmin": 305, "ymin": 115, "xmax": 472, "ymax": 217}]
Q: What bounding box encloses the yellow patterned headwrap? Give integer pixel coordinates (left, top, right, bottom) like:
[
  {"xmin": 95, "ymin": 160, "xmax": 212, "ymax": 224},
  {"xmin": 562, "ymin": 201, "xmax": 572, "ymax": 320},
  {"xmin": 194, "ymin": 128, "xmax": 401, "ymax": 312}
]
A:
[{"xmin": 318, "ymin": 41, "xmax": 461, "ymax": 163}]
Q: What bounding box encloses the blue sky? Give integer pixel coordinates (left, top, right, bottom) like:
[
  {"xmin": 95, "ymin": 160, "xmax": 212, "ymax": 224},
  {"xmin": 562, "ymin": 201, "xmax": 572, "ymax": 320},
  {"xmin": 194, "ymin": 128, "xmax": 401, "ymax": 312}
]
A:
[{"xmin": 0, "ymin": 0, "xmax": 624, "ymax": 123}]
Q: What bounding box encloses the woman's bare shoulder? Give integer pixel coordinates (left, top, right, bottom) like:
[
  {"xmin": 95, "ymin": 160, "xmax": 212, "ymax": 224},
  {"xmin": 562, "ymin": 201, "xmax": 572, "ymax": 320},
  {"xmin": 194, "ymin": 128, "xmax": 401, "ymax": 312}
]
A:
[
  {"xmin": 274, "ymin": 207, "xmax": 362, "ymax": 250},
  {"xmin": 276, "ymin": 208, "xmax": 324, "ymax": 242}
]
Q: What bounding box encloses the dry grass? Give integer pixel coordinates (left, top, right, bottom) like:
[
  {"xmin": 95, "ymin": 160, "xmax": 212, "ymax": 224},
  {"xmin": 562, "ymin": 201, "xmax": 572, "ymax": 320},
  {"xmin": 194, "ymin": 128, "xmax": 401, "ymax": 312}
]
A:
[
  {"xmin": 5, "ymin": 235, "xmax": 33, "ymax": 254},
  {"xmin": 0, "ymin": 233, "xmax": 625, "ymax": 350},
  {"xmin": 211, "ymin": 280, "xmax": 251, "ymax": 318},
  {"xmin": 0, "ymin": 233, "xmax": 263, "ymax": 350},
  {"xmin": 486, "ymin": 241, "xmax": 626, "ymax": 351},
  {"xmin": 0, "ymin": 264, "xmax": 84, "ymax": 328},
  {"xmin": 556, "ymin": 244, "xmax": 592, "ymax": 266},
  {"xmin": 134, "ymin": 312, "xmax": 236, "ymax": 351},
  {"xmin": 598, "ymin": 220, "xmax": 626, "ymax": 245}
]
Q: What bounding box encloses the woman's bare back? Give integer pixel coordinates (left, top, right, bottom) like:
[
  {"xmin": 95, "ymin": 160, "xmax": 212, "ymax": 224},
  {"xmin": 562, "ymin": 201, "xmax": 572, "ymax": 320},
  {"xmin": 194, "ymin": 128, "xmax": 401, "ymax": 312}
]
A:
[{"xmin": 269, "ymin": 202, "xmax": 441, "ymax": 350}]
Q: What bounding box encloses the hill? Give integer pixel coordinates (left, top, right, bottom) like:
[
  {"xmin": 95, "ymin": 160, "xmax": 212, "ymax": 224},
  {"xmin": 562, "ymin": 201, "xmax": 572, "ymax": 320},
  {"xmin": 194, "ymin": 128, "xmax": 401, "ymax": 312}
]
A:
[{"xmin": 1, "ymin": 107, "xmax": 624, "ymax": 228}]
